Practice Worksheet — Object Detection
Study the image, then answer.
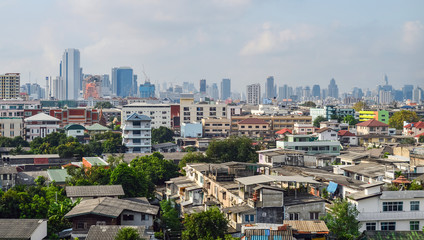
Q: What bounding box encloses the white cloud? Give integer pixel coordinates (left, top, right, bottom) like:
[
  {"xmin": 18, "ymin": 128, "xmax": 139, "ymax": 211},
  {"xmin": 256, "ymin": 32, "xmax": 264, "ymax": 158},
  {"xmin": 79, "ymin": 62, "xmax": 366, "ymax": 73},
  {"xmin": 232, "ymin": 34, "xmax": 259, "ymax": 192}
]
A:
[
  {"xmin": 240, "ymin": 24, "xmax": 315, "ymax": 56},
  {"xmin": 402, "ymin": 21, "xmax": 424, "ymax": 47}
]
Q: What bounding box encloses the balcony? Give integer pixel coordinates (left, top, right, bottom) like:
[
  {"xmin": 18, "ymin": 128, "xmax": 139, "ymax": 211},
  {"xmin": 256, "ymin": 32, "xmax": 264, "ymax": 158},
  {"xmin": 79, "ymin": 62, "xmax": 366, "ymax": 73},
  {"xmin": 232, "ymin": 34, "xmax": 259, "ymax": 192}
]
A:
[{"xmin": 358, "ymin": 211, "xmax": 424, "ymax": 221}]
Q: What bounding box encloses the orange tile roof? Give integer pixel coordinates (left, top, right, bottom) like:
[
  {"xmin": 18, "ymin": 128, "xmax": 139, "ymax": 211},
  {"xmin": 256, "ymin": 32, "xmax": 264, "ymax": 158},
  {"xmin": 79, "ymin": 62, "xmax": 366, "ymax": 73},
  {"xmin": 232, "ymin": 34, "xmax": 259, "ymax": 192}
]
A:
[
  {"xmin": 356, "ymin": 119, "xmax": 388, "ymax": 127},
  {"xmin": 238, "ymin": 118, "xmax": 268, "ymax": 125}
]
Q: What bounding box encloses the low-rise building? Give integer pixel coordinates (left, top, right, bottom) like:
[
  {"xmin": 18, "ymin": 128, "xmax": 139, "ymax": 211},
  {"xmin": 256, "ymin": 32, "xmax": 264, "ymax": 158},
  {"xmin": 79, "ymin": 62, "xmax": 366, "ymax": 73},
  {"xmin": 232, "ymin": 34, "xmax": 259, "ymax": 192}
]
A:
[
  {"xmin": 202, "ymin": 118, "xmax": 231, "ymax": 137},
  {"xmin": 237, "ymin": 118, "xmax": 271, "ymax": 138},
  {"xmin": 66, "ymin": 185, "xmax": 125, "ymax": 203},
  {"xmin": 0, "ymin": 117, "xmax": 24, "ymax": 137},
  {"xmin": 230, "ymin": 115, "xmax": 312, "ymax": 134},
  {"xmin": 122, "ymin": 113, "xmax": 152, "ymax": 153},
  {"xmin": 0, "ymin": 166, "xmax": 17, "ymax": 191},
  {"xmin": 83, "ymin": 157, "xmax": 110, "ymax": 169},
  {"xmin": 338, "ymin": 130, "xmax": 358, "ymax": 146},
  {"xmin": 277, "ymin": 135, "xmax": 341, "ymax": 156},
  {"xmin": 403, "ymin": 121, "xmax": 424, "ymax": 137},
  {"xmin": 359, "ymin": 110, "xmax": 389, "ymax": 124},
  {"xmin": 293, "ymin": 123, "xmax": 315, "ymax": 135},
  {"xmin": 257, "ymin": 149, "xmax": 305, "ymax": 168},
  {"xmin": 315, "ymin": 127, "xmax": 338, "ymax": 141},
  {"xmin": 49, "ymin": 108, "xmax": 100, "ymax": 127},
  {"xmin": 356, "ymin": 119, "xmax": 389, "ymax": 136},
  {"xmin": 24, "ymin": 113, "xmax": 60, "ymax": 141},
  {"xmin": 0, "ymin": 219, "xmax": 48, "ymax": 240},
  {"xmin": 64, "ymin": 124, "xmax": 86, "ymax": 141},
  {"xmin": 181, "ymin": 122, "xmax": 202, "ymax": 138}
]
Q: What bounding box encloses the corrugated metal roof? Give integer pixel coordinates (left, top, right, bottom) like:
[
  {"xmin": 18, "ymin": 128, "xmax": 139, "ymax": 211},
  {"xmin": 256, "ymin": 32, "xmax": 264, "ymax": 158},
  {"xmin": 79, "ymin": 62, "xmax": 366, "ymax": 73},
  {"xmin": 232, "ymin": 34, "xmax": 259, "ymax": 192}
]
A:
[
  {"xmin": 283, "ymin": 220, "xmax": 329, "ymax": 233},
  {"xmin": 235, "ymin": 175, "xmax": 319, "ymax": 186}
]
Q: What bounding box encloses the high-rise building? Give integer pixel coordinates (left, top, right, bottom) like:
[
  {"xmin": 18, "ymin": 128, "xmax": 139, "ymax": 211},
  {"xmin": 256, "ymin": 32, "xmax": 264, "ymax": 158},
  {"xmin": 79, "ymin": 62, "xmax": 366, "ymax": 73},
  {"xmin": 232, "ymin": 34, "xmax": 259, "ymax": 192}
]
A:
[
  {"xmin": 59, "ymin": 48, "xmax": 81, "ymax": 100},
  {"xmin": 413, "ymin": 86, "xmax": 423, "ymax": 103},
  {"xmin": 100, "ymin": 74, "xmax": 111, "ymax": 97},
  {"xmin": 403, "ymin": 85, "xmax": 414, "ymax": 100},
  {"xmin": 200, "ymin": 79, "xmax": 206, "ymax": 94},
  {"xmin": 220, "ymin": 78, "xmax": 231, "ymax": 100},
  {"xmin": 211, "ymin": 83, "xmax": 219, "ymax": 100},
  {"xmin": 328, "ymin": 78, "xmax": 339, "ymax": 99},
  {"xmin": 312, "ymin": 85, "xmax": 321, "ymax": 98},
  {"xmin": 265, "ymin": 76, "xmax": 276, "ymax": 99},
  {"xmin": 247, "ymin": 83, "xmax": 261, "ymax": 105},
  {"xmin": 278, "ymin": 84, "xmax": 290, "ymax": 100},
  {"xmin": 112, "ymin": 67, "xmax": 133, "ymax": 98},
  {"xmin": 139, "ymin": 81, "xmax": 155, "ymax": 98},
  {"xmin": 0, "ymin": 73, "xmax": 20, "ymax": 99}
]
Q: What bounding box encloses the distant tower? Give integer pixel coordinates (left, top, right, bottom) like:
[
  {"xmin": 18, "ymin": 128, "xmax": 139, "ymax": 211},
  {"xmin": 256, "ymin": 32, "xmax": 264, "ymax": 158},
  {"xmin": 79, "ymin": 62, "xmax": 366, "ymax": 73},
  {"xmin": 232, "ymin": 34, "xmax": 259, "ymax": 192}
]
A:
[
  {"xmin": 327, "ymin": 78, "xmax": 339, "ymax": 99},
  {"xmin": 200, "ymin": 79, "xmax": 206, "ymax": 94},
  {"xmin": 265, "ymin": 76, "xmax": 275, "ymax": 99},
  {"xmin": 112, "ymin": 67, "xmax": 133, "ymax": 98},
  {"xmin": 59, "ymin": 48, "xmax": 81, "ymax": 100},
  {"xmin": 220, "ymin": 78, "xmax": 231, "ymax": 100},
  {"xmin": 247, "ymin": 83, "xmax": 261, "ymax": 105},
  {"xmin": 312, "ymin": 85, "xmax": 321, "ymax": 98}
]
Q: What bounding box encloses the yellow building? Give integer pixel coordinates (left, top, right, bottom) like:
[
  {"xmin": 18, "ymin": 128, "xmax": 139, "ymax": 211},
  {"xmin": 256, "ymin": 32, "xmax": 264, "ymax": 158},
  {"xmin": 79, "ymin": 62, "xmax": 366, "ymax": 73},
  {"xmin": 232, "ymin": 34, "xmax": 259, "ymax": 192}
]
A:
[{"xmin": 0, "ymin": 73, "xmax": 20, "ymax": 99}]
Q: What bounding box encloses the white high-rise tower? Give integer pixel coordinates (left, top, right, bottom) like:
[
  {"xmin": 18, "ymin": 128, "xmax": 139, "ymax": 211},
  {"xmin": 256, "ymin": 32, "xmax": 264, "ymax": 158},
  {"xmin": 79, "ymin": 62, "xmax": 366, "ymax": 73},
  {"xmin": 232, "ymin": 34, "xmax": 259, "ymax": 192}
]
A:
[{"xmin": 59, "ymin": 48, "xmax": 81, "ymax": 100}]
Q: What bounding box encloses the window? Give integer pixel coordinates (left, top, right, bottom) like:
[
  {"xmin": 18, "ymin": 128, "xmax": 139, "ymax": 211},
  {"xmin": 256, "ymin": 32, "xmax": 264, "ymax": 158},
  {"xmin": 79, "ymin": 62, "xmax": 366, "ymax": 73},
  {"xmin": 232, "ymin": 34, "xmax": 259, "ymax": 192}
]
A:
[
  {"xmin": 123, "ymin": 214, "xmax": 134, "ymax": 221},
  {"xmin": 244, "ymin": 214, "xmax": 254, "ymax": 222},
  {"xmin": 77, "ymin": 222, "xmax": 87, "ymax": 229},
  {"xmin": 411, "ymin": 201, "xmax": 420, "ymax": 211},
  {"xmin": 366, "ymin": 223, "xmax": 376, "ymax": 231},
  {"xmin": 141, "ymin": 214, "xmax": 149, "ymax": 221},
  {"xmin": 96, "ymin": 221, "xmax": 106, "ymax": 226},
  {"xmin": 383, "ymin": 202, "xmax": 403, "ymax": 212},
  {"xmin": 289, "ymin": 213, "xmax": 299, "ymax": 220},
  {"xmin": 410, "ymin": 221, "xmax": 419, "ymax": 231},
  {"xmin": 381, "ymin": 222, "xmax": 396, "ymax": 231},
  {"xmin": 222, "ymin": 192, "xmax": 226, "ymax": 200},
  {"xmin": 309, "ymin": 212, "xmax": 319, "ymax": 220}
]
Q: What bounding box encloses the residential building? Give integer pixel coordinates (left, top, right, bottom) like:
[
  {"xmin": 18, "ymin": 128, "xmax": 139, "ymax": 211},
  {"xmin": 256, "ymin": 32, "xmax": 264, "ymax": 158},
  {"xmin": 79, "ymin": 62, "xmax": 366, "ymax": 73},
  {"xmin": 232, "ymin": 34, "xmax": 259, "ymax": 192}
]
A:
[
  {"xmin": 86, "ymin": 226, "xmax": 147, "ymax": 240},
  {"xmin": 47, "ymin": 169, "xmax": 70, "ymax": 185},
  {"xmin": 121, "ymin": 103, "xmax": 171, "ymax": 129},
  {"xmin": 64, "ymin": 124, "xmax": 86, "ymax": 141},
  {"xmin": 0, "ymin": 117, "xmax": 23, "ymax": 137},
  {"xmin": 0, "ymin": 100, "xmax": 42, "ymax": 118},
  {"xmin": 359, "ymin": 110, "xmax": 389, "ymax": 124},
  {"xmin": 202, "ymin": 118, "xmax": 231, "ymax": 138},
  {"xmin": 65, "ymin": 197, "xmax": 159, "ymax": 239},
  {"xmin": 152, "ymin": 142, "xmax": 179, "ymax": 153},
  {"xmin": 181, "ymin": 122, "xmax": 202, "ymax": 138},
  {"xmin": 0, "ymin": 219, "xmax": 48, "ymax": 240},
  {"xmin": 356, "ymin": 119, "xmax": 389, "ymax": 136},
  {"xmin": 122, "ymin": 113, "xmax": 152, "ymax": 153},
  {"xmin": 338, "ymin": 130, "xmax": 358, "ymax": 146},
  {"xmin": 59, "ymin": 49, "xmax": 81, "ymax": 100},
  {"xmin": 49, "ymin": 108, "xmax": 100, "ymax": 127},
  {"xmin": 251, "ymin": 105, "xmax": 288, "ymax": 116},
  {"xmin": 293, "ymin": 123, "xmax": 315, "ymax": 135},
  {"xmin": 348, "ymin": 188, "xmax": 424, "ymax": 232},
  {"xmin": 86, "ymin": 123, "xmax": 109, "ymax": 136},
  {"xmin": 310, "ymin": 108, "xmax": 326, "ymax": 121},
  {"xmin": 315, "ymin": 127, "xmax": 338, "ymax": 141},
  {"xmin": 257, "ymin": 149, "xmax": 304, "ymax": 168},
  {"xmin": 66, "ymin": 185, "xmax": 125, "ymax": 203},
  {"xmin": 24, "ymin": 113, "xmax": 60, "ymax": 141},
  {"xmin": 180, "ymin": 97, "xmax": 228, "ymax": 123},
  {"xmin": 0, "ymin": 73, "xmax": 20, "ymax": 99},
  {"xmin": 139, "ymin": 81, "xmax": 155, "ymax": 98},
  {"xmin": 237, "ymin": 118, "xmax": 271, "ymax": 138},
  {"xmin": 112, "ymin": 67, "xmax": 135, "ymax": 97},
  {"xmin": 403, "ymin": 121, "xmax": 424, "ymax": 137},
  {"xmin": 221, "ymin": 78, "xmax": 231, "ymax": 100},
  {"xmin": 0, "ymin": 166, "xmax": 17, "ymax": 191},
  {"xmin": 230, "ymin": 115, "xmax": 312, "ymax": 134},
  {"xmin": 276, "ymin": 135, "xmax": 341, "ymax": 156},
  {"xmin": 82, "ymin": 157, "xmax": 109, "ymax": 169}
]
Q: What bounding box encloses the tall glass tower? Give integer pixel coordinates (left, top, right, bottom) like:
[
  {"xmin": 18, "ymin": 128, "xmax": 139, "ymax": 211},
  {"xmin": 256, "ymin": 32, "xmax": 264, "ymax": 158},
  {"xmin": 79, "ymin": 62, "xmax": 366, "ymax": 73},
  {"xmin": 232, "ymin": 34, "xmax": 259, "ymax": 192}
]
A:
[{"xmin": 60, "ymin": 48, "xmax": 81, "ymax": 100}]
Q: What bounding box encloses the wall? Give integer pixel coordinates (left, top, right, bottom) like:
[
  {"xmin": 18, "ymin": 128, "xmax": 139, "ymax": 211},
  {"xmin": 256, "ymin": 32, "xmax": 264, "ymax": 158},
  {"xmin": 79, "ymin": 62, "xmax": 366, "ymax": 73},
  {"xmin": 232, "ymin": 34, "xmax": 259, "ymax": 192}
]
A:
[
  {"xmin": 120, "ymin": 210, "xmax": 154, "ymax": 229},
  {"xmin": 284, "ymin": 201, "xmax": 325, "ymax": 220},
  {"xmin": 31, "ymin": 220, "xmax": 48, "ymax": 240},
  {"xmin": 256, "ymin": 207, "xmax": 284, "ymax": 224}
]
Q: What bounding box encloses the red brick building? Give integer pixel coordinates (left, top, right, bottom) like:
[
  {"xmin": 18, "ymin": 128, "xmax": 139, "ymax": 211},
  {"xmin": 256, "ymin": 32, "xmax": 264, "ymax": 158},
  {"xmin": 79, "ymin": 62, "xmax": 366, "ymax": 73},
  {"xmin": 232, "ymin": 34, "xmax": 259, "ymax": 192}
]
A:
[{"xmin": 49, "ymin": 108, "xmax": 100, "ymax": 127}]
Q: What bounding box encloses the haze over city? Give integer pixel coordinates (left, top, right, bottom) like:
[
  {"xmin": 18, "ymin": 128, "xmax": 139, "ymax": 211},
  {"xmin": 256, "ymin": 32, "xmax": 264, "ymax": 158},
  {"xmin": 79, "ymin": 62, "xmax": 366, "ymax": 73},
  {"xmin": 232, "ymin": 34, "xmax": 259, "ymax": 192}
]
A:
[{"xmin": 0, "ymin": 0, "xmax": 423, "ymax": 91}]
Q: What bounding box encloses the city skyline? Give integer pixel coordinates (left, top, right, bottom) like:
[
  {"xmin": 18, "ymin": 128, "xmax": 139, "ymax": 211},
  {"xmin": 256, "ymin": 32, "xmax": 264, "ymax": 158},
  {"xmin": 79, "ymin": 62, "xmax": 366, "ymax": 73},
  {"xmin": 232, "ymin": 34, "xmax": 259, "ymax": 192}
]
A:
[{"xmin": 0, "ymin": 1, "xmax": 423, "ymax": 91}]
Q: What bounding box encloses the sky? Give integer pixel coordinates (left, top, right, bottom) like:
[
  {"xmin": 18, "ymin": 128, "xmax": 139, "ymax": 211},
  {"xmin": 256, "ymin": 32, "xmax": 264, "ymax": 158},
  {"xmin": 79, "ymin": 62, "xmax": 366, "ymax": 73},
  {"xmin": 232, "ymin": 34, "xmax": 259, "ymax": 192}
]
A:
[{"xmin": 0, "ymin": 0, "xmax": 423, "ymax": 93}]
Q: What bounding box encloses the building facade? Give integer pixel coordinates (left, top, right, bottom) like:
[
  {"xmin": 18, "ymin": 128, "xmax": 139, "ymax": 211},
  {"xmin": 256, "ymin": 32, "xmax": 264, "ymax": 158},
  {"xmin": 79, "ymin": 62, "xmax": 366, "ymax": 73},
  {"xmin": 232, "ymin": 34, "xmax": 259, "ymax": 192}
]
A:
[
  {"xmin": 121, "ymin": 103, "xmax": 171, "ymax": 129},
  {"xmin": 220, "ymin": 78, "xmax": 231, "ymax": 100},
  {"xmin": 24, "ymin": 113, "xmax": 60, "ymax": 141},
  {"xmin": 0, "ymin": 73, "xmax": 20, "ymax": 99},
  {"xmin": 122, "ymin": 113, "xmax": 151, "ymax": 153},
  {"xmin": 0, "ymin": 117, "xmax": 24, "ymax": 138},
  {"xmin": 112, "ymin": 67, "xmax": 134, "ymax": 97},
  {"xmin": 247, "ymin": 84, "xmax": 261, "ymax": 105},
  {"xmin": 59, "ymin": 49, "xmax": 81, "ymax": 100}
]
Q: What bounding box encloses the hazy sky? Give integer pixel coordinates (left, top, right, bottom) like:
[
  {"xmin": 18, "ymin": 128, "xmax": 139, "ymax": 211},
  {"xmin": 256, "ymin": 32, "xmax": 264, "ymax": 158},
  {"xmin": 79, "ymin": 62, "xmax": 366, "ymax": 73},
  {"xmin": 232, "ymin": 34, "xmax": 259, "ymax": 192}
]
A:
[{"xmin": 1, "ymin": 0, "xmax": 423, "ymax": 92}]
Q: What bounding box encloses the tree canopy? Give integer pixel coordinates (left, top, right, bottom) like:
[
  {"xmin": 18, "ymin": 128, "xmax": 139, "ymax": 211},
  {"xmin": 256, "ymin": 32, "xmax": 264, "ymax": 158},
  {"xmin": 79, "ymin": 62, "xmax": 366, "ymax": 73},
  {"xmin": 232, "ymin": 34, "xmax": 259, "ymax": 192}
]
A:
[
  {"xmin": 152, "ymin": 126, "xmax": 174, "ymax": 144},
  {"xmin": 159, "ymin": 200, "xmax": 181, "ymax": 232},
  {"xmin": 182, "ymin": 207, "xmax": 229, "ymax": 240},
  {"xmin": 313, "ymin": 116, "xmax": 326, "ymax": 128},
  {"xmin": 206, "ymin": 136, "xmax": 257, "ymax": 163},
  {"xmin": 95, "ymin": 101, "xmax": 114, "ymax": 109},
  {"xmin": 353, "ymin": 101, "xmax": 367, "ymax": 111},
  {"xmin": 130, "ymin": 152, "xmax": 180, "ymax": 185},
  {"xmin": 301, "ymin": 101, "xmax": 316, "ymax": 108},
  {"xmin": 115, "ymin": 227, "xmax": 143, "ymax": 240},
  {"xmin": 389, "ymin": 110, "xmax": 420, "ymax": 130},
  {"xmin": 343, "ymin": 115, "xmax": 357, "ymax": 126},
  {"xmin": 321, "ymin": 199, "xmax": 361, "ymax": 240}
]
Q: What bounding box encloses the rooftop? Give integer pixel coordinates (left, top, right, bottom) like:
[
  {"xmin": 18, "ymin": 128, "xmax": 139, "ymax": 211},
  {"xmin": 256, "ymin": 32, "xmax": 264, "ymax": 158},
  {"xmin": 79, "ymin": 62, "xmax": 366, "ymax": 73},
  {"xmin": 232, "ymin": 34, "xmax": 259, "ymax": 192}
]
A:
[
  {"xmin": 356, "ymin": 119, "xmax": 388, "ymax": 127},
  {"xmin": 47, "ymin": 169, "xmax": 70, "ymax": 183},
  {"xmin": 86, "ymin": 123, "xmax": 110, "ymax": 131},
  {"xmin": 84, "ymin": 157, "xmax": 109, "ymax": 166},
  {"xmin": 283, "ymin": 220, "xmax": 329, "ymax": 233},
  {"xmin": 0, "ymin": 219, "xmax": 47, "ymax": 239},
  {"xmin": 125, "ymin": 112, "xmax": 151, "ymax": 121},
  {"xmin": 86, "ymin": 225, "xmax": 146, "ymax": 240},
  {"xmin": 24, "ymin": 112, "xmax": 60, "ymax": 122},
  {"xmin": 235, "ymin": 175, "xmax": 319, "ymax": 186},
  {"xmin": 238, "ymin": 118, "xmax": 268, "ymax": 125},
  {"xmin": 64, "ymin": 123, "xmax": 86, "ymax": 130},
  {"xmin": 315, "ymin": 127, "xmax": 335, "ymax": 133},
  {"xmin": 0, "ymin": 166, "xmax": 17, "ymax": 175},
  {"xmin": 341, "ymin": 163, "xmax": 388, "ymax": 178},
  {"xmin": 66, "ymin": 185, "xmax": 125, "ymax": 198}
]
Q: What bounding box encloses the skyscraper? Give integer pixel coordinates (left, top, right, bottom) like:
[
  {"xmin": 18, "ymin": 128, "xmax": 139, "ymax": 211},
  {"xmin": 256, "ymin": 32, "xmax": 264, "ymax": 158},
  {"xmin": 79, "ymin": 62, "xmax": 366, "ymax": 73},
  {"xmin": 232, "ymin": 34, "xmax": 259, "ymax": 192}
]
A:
[
  {"xmin": 139, "ymin": 81, "xmax": 155, "ymax": 98},
  {"xmin": 403, "ymin": 85, "xmax": 414, "ymax": 100},
  {"xmin": 247, "ymin": 83, "xmax": 261, "ymax": 105},
  {"xmin": 112, "ymin": 67, "xmax": 133, "ymax": 98},
  {"xmin": 220, "ymin": 78, "xmax": 231, "ymax": 100},
  {"xmin": 211, "ymin": 83, "xmax": 219, "ymax": 100},
  {"xmin": 59, "ymin": 48, "xmax": 81, "ymax": 100},
  {"xmin": 278, "ymin": 84, "xmax": 289, "ymax": 100},
  {"xmin": 312, "ymin": 85, "xmax": 321, "ymax": 98},
  {"xmin": 328, "ymin": 78, "xmax": 339, "ymax": 99},
  {"xmin": 0, "ymin": 73, "xmax": 20, "ymax": 99},
  {"xmin": 200, "ymin": 79, "xmax": 206, "ymax": 94},
  {"xmin": 265, "ymin": 76, "xmax": 276, "ymax": 99}
]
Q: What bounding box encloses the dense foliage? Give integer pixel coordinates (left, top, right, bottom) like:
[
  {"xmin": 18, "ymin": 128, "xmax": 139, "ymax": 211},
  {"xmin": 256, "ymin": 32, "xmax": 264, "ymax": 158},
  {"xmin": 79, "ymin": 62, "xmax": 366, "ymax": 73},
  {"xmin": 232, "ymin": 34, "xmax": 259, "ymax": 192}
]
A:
[
  {"xmin": 182, "ymin": 207, "xmax": 229, "ymax": 240},
  {"xmin": 0, "ymin": 136, "xmax": 29, "ymax": 147},
  {"xmin": 343, "ymin": 115, "xmax": 358, "ymax": 126},
  {"xmin": 159, "ymin": 200, "xmax": 181, "ymax": 232},
  {"xmin": 152, "ymin": 126, "xmax": 174, "ymax": 144},
  {"xmin": 353, "ymin": 101, "xmax": 367, "ymax": 111},
  {"xmin": 321, "ymin": 199, "xmax": 361, "ymax": 240},
  {"xmin": 389, "ymin": 110, "xmax": 420, "ymax": 130},
  {"xmin": 130, "ymin": 152, "xmax": 180, "ymax": 185},
  {"xmin": 115, "ymin": 227, "xmax": 143, "ymax": 240},
  {"xmin": 206, "ymin": 136, "xmax": 258, "ymax": 163},
  {"xmin": 95, "ymin": 101, "xmax": 115, "ymax": 109},
  {"xmin": 0, "ymin": 179, "xmax": 79, "ymax": 239},
  {"xmin": 313, "ymin": 115, "xmax": 326, "ymax": 128}
]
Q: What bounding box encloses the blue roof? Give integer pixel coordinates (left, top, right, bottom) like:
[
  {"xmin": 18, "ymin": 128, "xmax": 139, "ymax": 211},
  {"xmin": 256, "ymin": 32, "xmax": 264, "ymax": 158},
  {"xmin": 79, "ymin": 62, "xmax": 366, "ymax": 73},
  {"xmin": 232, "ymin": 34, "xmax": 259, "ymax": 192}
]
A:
[
  {"xmin": 125, "ymin": 112, "xmax": 151, "ymax": 121},
  {"xmin": 401, "ymin": 105, "xmax": 414, "ymax": 109},
  {"xmin": 327, "ymin": 181, "xmax": 338, "ymax": 193}
]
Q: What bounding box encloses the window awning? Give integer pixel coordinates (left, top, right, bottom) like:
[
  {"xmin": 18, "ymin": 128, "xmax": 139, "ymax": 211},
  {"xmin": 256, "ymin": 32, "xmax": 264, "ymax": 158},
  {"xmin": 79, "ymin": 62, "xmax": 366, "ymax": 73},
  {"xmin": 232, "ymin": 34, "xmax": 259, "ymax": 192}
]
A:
[{"xmin": 327, "ymin": 181, "xmax": 338, "ymax": 193}]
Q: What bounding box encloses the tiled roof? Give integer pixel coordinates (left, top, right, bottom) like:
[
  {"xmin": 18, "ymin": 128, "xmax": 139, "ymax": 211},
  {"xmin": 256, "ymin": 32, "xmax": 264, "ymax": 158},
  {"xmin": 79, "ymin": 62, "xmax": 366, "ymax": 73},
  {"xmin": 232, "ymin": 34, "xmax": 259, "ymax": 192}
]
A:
[
  {"xmin": 283, "ymin": 220, "xmax": 329, "ymax": 233},
  {"xmin": 356, "ymin": 119, "xmax": 388, "ymax": 127},
  {"xmin": 84, "ymin": 157, "xmax": 109, "ymax": 166},
  {"xmin": 0, "ymin": 219, "xmax": 47, "ymax": 239},
  {"xmin": 86, "ymin": 123, "xmax": 110, "ymax": 131},
  {"xmin": 24, "ymin": 112, "xmax": 60, "ymax": 122},
  {"xmin": 315, "ymin": 127, "xmax": 335, "ymax": 133},
  {"xmin": 47, "ymin": 169, "xmax": 70, "ymax": 183},
  {"xmin": 126, "ymin": 112, "xmax": 151, "ymax": 121},
  {"xmin": 64, "ymin": 124, "xmax": 86, "ymax": 130},
  {"xmin": 276, "ymin": 128, "xmax": 292, "ymax": 134},
  {"xmin": 65, "ymin": 197, "xmax": 159, "ymax": 218},
  {"xmin": 338, "ymin": 130, "xmax": 356, "ymax": 136},
  {"xmin": 238, "ymin": 118, "xmax": 268, "ymax": 125},
  {"xmin": 415, "ymin": 132, "xmax": 424, "ymax": 138},
  {"xmin": 86, "ymin": 225, "xmax": 146, "ymax": 240},
  {"xmin": 66, "ymin": 185, "xmax": 125, "ymax": 198},
  {"xmin": 405, "ymin": 121, "xmax": 424, "ymax": 129}
]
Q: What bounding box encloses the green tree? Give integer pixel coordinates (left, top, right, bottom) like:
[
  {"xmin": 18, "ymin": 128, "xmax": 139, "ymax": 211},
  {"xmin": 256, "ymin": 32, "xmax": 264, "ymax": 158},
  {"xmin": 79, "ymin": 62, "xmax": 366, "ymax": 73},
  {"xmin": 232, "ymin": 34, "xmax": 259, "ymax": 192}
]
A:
[
  {"xmin": 152, "ymin": 126, "xmax": 174, "ymax": 144},
  {"xmin": 182, "ymin": 207, "xmax": 228, "ymax": 240},
  {"xmin": 313, "ymin": 115, "xmax": 326, "ymax": 128},
  {"xmin": 159, "ymin": 200, "xmax": 181, "ymax": 231},
  {"xmin": 110, "ymin": 163, "xmax": 154, "ymax": 198},
  {"xmin": 400, "ymin": 137, "xmax": 415, "ymax": 145},
  {"xmin": 343, "ymin": 115, "xmax": 357, "ymax": 126},
  {"xmin": 48, "ymin": 198, "xmax": 80, "ymax": 238},
  {"xmin": 130, "ymin": 152, "xmax": 179, "ymax": 185},
  {"xmin": 321, "ymin": 199, "xmax": 361, "ymax": 240},
  {"xmin": 419, "ymin": 135, "xmax": 424, "ymax": 143},
  {"xmin": 389, "ymin": 110, "xmax": 420, "ymax": 130},
  {"xmin": 353, "ymin": 101, "xmax": 367, "ymax": 111},
  {"xmin": 95, "ymin": 101, "xmax": 114, "ymax": 109},
  {"xmin": 301, "ymin": 101, "xmax": 316, "ymax": 108},
  {"xmin": 178, "ymin": 152, "xmax": 211, "ymax": 172},
  {"xmin": 205, "ymin": 136, "xmax": 257, "ymax": 163},
  {"xmin": 115, "ymin": 227, "xmax": 142, "ymax": 240}
]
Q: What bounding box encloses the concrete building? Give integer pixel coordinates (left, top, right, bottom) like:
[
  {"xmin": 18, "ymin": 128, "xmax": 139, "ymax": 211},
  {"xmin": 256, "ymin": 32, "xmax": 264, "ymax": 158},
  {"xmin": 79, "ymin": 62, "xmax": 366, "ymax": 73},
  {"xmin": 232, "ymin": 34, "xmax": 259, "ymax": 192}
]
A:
[
  {"xmin": 180, "ymin": 97, "xmax": 228, "ymax": 123},
  {"xmin": 59, "ymin": 49, "xmax": 81, "ymax": 100},
  {"xmin": 293, "ymin": 123, "xmax": 315, "ymax": 135},
  {"xmin": 202, "ymin": 118, "xmax": 231, "ymax": 138},
  {"xmin": 265, "ymin": 76, "xmax": 276, "ymax": 99},
  {"xmin": 359, "ymin": 110, "xmax": 389, "ymax": 124},
  {"xmin": 0, "ymin": 219, "xmax": 48, "ymax": 240},
  {"xmin": 237, "ymin": 118, "xmax": 271, "ymax": 138},
  {"xmin": 181, "ymin": 122, "xmax": 202, "ymax": 138},
  {"xmin": 49, "ymin": 108, "xmax": 100, "ymax": 127},
  {"xmin": 315, "ymin": 127, "xmax": 338, "ymax": 141},
  {"xmin": 112, "ymin": 67, "xmax": 135, "ymax": 97},
  {"xmin": 403, "ymin": 121, "xmax": 424, "ymax": 137},
  {"xmin": 64, "ymin": 124, "xmax": 86, "ymax": 140},
  {"xmin": 0, "ymin": 73, "xmax": 20, "ymax": 99},
  {"xmin": 0, "ymin": 117, "xmax": 24, "ymax": 137},
  {"xmin": 277, "ymin": 135, "xmax": 341, "ymax": 156},
  {"xmin": 0, "ymin": 100, "xmax": 42, "ymax": 118},
  {"xmin": 121, "ymin": 103, "xmax": 171, "ymax": 129},
  {"xmin": 139, "ymin": 81, "xmax": 155, "ymax": 98},
  {"xmin": 230, "ymin": 115, "xmax": 312, "ymax": 134},
  {"xmin": 24, "ymin": 113, "xmax": 60, "ymax": 141},
  {"xmin": 356, "ymin": 119, "xmax": 389, "ymax": 136},
  {"xmin": 122, "ymin": 113, "xmax": 152, "ymax": 153},
  {"xmin": 199, "ymin": 79, "xmax": 206, "ymax": 94}
]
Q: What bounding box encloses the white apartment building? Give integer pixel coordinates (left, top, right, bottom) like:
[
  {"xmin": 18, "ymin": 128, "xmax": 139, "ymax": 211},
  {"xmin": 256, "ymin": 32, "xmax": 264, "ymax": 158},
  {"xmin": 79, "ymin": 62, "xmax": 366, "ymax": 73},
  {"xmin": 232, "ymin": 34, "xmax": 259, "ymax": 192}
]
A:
[
  {"xmin": 122, "ymin": 113, "xmax": 151, "ymax": 153},
  {"xmin": 0, "ymin": 73, "xmax": 20, "ymax": 99},
  {"xmin": 0, "ymin": 100, "xmax": 41, "ymax": 118},
  {"xmin": 0, "ymin": 117, "xmax": 24, "ymax": 137},
  {"xmin": 349, "ymin": 187, "xmax": 424, "ymax": 232},
  {"xmin": 121, "ymin": 103, "xmax": 171, "ymax": 129},
  {"xmin": 180, "ymin": 98, "xmax": 227, "ymax": 124},
  {"xmin": 247, "ymin": 84, "xmax": 261, "ymax": 105},
  {"xmin": 24, "ymin": 113, "xmax": 60, "ymax": 141}
]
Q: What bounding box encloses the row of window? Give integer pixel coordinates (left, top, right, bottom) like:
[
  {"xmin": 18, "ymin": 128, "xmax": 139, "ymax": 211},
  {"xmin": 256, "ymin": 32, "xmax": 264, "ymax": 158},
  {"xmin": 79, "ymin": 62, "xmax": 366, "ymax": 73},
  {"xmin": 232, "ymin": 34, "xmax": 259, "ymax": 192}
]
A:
[
  {"xmin": 288, "ymin": 212, "xmax": 320, "ymax": 220},
  {"xmin": 240, "ymin": 125, "xmax": 267, "ymax": 129},
  {"xmin": 382, "ymin": 201, "xmax": 420, "ymax": 212},
  {"xmin": 366, "ymin": 221, "xmax": 420, "ymax": 231}
]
